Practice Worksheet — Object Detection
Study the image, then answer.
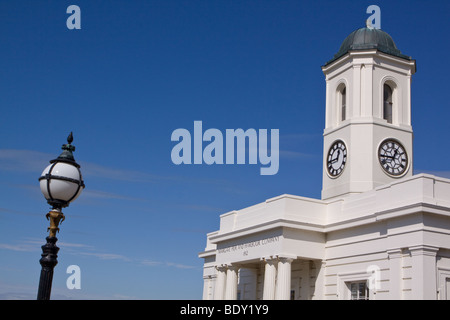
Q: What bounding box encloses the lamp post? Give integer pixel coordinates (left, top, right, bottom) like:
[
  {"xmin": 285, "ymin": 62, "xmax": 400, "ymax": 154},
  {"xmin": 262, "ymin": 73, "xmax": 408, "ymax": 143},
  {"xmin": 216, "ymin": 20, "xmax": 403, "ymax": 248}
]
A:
[{"xmin": 37, "ymin": 132, "xmax": 85, "ymax": 300}]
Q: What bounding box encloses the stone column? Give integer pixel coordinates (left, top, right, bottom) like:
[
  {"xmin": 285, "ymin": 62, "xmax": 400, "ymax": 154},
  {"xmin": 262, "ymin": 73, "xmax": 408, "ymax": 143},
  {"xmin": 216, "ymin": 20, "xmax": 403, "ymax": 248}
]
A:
[
  {"xmin": 214, "ymin": 266, "xmax": 227, "ymax": 300},
  {"xmin": 409, "ymin": 245, "xmax": 439, "ymax": 300},
  {"xmin": 275, "ymin": 257, "xmax": 294, "ymax": 300},
  {"xmin": 225, "ymin": 265, "xmax": 239, "ymax": 300},
  {"xmin": 262, "ymin": 258, "xmax": 277, "ymax": 300}
]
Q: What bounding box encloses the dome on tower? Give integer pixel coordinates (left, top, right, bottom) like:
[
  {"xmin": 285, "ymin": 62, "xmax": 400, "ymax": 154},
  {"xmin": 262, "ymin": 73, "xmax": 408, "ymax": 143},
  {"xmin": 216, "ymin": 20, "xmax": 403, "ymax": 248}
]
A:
[{"xmin": 325, "ymin": 26, "xmax": 412, "ymax": 65}]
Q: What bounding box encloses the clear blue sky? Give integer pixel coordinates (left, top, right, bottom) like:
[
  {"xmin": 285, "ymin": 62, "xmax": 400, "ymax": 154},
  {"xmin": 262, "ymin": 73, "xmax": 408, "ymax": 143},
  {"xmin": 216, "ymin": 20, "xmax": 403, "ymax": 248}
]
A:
[{"xmin": 0, "ymin": 0, "xmax": 448, "ymax": 299}]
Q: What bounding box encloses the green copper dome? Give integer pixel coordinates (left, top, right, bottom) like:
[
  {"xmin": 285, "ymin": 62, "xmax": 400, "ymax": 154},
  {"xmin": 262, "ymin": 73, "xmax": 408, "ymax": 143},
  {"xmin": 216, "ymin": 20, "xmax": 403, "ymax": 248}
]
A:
[{"xmin": 325, "ymin": 27, "xmax": 412, "ymax": 65}]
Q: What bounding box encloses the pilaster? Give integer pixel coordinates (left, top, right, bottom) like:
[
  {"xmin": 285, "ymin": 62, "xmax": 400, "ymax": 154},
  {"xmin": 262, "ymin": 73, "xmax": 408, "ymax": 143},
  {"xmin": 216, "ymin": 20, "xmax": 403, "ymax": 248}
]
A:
[
  {"xmin": 409, "ymin": 245, "xmax": 439, "ymax": 300},
  {"xmin": 387, "ymin": 248, "xmax": 403, "ymax": 300}
]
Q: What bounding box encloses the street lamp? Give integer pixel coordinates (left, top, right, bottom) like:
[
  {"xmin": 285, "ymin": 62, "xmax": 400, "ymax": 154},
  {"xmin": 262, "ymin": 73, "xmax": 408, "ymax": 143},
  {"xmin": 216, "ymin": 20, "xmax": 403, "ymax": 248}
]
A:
[{"xmin": 37, "ymin": 132, "xmax": 85, "ymax": 300}]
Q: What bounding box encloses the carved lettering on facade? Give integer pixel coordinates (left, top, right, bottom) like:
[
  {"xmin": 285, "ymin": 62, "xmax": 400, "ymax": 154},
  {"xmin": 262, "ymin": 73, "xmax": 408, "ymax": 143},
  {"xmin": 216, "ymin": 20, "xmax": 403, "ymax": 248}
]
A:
[{"xmin": 217, "ymin": 236, "xmax": 280, "ymax": 255}]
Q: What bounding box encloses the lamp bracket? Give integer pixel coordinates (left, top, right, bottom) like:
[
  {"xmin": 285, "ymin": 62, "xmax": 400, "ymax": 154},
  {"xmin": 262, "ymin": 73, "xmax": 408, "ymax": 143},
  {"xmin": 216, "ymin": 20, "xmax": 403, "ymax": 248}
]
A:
[{"xmin": 46, "ymin": 209, "xmax": 65, "ymax": 238}]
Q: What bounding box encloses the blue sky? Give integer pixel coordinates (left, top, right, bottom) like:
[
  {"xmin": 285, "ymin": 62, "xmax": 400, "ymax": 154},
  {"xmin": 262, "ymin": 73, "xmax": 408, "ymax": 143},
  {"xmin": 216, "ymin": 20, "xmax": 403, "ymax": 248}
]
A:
[{"xmin": 0, "ymin": 0, "xmax": 449, "ymax": 299}]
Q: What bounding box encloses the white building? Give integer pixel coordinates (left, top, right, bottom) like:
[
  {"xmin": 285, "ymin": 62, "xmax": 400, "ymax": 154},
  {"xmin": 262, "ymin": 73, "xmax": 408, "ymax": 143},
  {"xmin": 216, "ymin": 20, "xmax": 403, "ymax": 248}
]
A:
[{"xmin": 198, "ymin": 24, "xmax": 450, "ymax": 300}]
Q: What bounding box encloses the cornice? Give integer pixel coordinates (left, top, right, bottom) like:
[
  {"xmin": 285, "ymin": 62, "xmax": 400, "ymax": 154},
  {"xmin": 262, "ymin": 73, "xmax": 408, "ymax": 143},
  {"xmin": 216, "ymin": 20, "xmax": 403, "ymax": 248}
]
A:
[{"xmin": 208, "ymin": 201, "xmax": 450, "ymax": 244}]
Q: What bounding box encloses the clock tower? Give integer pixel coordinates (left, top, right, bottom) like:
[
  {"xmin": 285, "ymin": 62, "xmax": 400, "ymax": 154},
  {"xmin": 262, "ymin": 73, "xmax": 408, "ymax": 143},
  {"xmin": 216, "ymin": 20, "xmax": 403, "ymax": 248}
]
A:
[{"xmin": 321, "ymin": 25, "xmax": 416, "ymax": 201}]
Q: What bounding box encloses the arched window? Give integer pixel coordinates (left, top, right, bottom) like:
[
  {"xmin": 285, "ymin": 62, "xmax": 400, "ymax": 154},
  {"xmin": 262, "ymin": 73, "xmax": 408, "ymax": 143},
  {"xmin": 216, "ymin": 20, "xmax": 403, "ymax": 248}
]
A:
[
  {"xmin": 335, "ymin": 82, "xmax": 347, "ymax": 125},
  {"xmin": 341, "ymin": 87, "xmax": 346, "ymax": 121},
  {"xmin": 383, "ymin": 84, "xmax": 393, "ymax": 124}
]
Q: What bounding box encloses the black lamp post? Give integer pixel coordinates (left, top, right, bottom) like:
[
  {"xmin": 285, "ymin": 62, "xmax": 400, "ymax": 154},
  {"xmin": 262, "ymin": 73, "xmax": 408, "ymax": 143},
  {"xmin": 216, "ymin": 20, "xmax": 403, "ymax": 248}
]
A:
[{"xmin": 37, "ymin": 132, "xmax": 85, "ymax": 300}]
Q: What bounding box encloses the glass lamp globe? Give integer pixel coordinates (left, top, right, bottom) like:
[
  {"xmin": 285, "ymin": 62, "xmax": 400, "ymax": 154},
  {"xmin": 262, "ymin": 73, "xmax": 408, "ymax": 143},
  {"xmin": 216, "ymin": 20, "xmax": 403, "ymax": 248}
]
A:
[{"xmin": 39, "ymin": 133, "xmax": 85, "ymax": 208}]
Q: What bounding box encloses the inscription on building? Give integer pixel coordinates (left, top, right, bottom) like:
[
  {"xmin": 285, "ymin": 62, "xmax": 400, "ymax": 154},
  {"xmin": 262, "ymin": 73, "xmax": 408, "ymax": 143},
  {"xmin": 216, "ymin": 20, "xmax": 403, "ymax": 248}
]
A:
[{"xmin": 217, "ymin": 236, "xmax": 280, "ymax": 255}]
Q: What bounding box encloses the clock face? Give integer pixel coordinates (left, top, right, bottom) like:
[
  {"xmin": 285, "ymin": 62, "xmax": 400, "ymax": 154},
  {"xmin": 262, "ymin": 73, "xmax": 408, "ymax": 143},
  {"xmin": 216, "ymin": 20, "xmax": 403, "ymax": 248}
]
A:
[
  {"xmin": 327, "ymin": 140, "xmax": 347, "ymax": 177},
  {"xmin": 378, "ymin": 139, "xmax": 408, "ymax": 176}
]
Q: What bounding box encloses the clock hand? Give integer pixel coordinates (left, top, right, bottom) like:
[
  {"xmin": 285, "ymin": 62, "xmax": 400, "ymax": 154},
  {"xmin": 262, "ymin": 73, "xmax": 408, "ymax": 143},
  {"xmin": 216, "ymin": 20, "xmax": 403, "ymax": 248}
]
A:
[
  {"xmin": 393, "ymin": 149, "xmax": 398, "ymax": 159},
  {"xmin": 331, "ymin": 150, "xmax": 341, "ymax": 164}
]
